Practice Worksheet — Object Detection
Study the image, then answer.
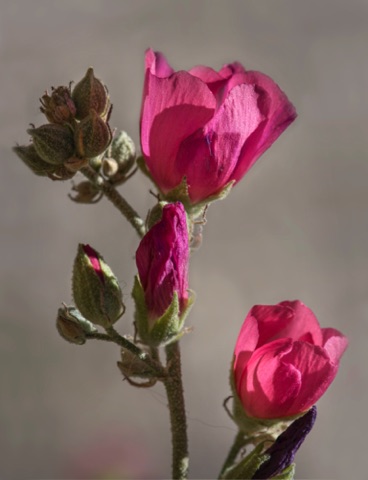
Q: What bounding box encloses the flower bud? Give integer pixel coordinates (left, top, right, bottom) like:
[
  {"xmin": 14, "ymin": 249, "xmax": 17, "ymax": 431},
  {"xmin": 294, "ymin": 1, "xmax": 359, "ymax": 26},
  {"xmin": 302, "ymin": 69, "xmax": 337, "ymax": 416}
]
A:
[
  {"xmin": 56, "ymin": 312, "xmax": 86, "ymax": 345},
  {"xmin": 27, "ymin": 123, "xmax": 75, "ymax": 165},
  {"xmin": 74, "ymin": 109, "xmax": 112, "ymax": 158},
  {"xmin": 72, "ymin": 67, "xmax": 110, "ymax": 120},
  {"xmin": 108, "ymin": 131, "xmax": 136, "ymax": 176},
  {"xmin": 102, "ymin": 157, "xmax": 119, "ymax": 177},
  {"xmin": 133, "ymin": 202, "xmax": 194, "ymax": 346},
  {"xmin": 56, "ymin": 304, "xmax": 98, "ymax": 345},
  {"xmin": 252, "ymin": 407, "xmax": 317, "ymax": 479},
  {"xmin": 13, "ymin": 144, "xmax": 56, "ymax": 176},
  {"xmin": 72, "ymin": 244, "xmax": 124, "ymax": 328},
  {"xmin": 40, "ymin": 85, "xmax": 77, "ymax": 124}
]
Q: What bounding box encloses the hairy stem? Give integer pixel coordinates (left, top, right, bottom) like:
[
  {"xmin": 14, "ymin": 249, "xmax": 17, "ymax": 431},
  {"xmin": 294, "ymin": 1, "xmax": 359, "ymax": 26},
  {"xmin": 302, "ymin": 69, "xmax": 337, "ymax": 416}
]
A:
[
  {"xmin": 81, "ymin": 165, "xmax": 146, "ymax": 238},
  {"xmin": 163, "ymin": 342, "xmax": 189, "ymax": 480},
  {"xmin": 219, "ymin": 430, "xmax": 248, "ymax": 478}
]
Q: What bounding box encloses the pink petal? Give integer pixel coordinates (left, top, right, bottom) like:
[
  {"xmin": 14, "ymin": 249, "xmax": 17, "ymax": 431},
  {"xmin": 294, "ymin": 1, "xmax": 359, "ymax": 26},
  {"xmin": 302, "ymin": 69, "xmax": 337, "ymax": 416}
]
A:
[
  {"xmin": 234, "ymin": 313, "xmax": 259, "ymax": 386},
  {"xmin": 218, "ymin": 62, "xmax": 247, "ymax": 78},
  {"xmin": 140, "ymin": 71, "xmax": 216, "ymax": 193},
  {"xmin": 239, "ymin": 339, "xmax": 301, "ymax": 419},
  {"xmin": 189, "ymin": 65, "xmax": 225, "ymax": 84},
  {"xmin": 227, "ymin": 71, "xmax": 297, "ymax": 182},
  {"xmin": 250, "ymin": 303, "xmax": 295, "ymax": 347},
  {"xmin": 175, "ymin": 83, "xmax": 263, "ymax": 202},
  {"xmin": 322, "ymin": 328, "xmax": 349, "ymax": 364},
  {"xmin": 280, "ymin": 341, "xmax": 337, "ymax": 416},
  {"xmin": 278, "ymin": 301, "xmax": 323, "ymax": 345},
  {"xmin": 145, "ymin": 48, "xmax": 174, "ymax": 78}
]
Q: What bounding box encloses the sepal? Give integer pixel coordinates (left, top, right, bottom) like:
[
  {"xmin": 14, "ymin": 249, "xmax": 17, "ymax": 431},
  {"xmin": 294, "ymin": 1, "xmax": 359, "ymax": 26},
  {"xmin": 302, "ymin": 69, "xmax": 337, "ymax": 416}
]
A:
[
  {"xmin": 72, "ymin": 67, "xmax": 110, "ymax": 120},
  {"xmin": 271, "ymin": 463, "xmax": 295, "ymax": 480},
  {"xmin": 27, "ymin": 123, "xmax": 75, "ymax": 165},
  {"xmin": 132, "ymin": 275, "xmax": 194, "ymax": 347},
  {"xmin": 74, "ymin": 109, "xmax": 112, "ymax": 158},
  {"xmin": 222, "ymin": 442, "xmax": 269, "ymax": 480}
]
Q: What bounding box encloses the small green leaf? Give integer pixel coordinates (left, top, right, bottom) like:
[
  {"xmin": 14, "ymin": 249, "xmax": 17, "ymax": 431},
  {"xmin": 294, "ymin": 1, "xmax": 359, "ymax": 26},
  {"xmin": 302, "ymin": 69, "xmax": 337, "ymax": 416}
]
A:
[
  {"xmin": 272, "ymin": 463, "xmax": 295, "ymax": 479},
  {"xmin": 222, "ymin": 443, "xmax": 269, "ymax": 479}
]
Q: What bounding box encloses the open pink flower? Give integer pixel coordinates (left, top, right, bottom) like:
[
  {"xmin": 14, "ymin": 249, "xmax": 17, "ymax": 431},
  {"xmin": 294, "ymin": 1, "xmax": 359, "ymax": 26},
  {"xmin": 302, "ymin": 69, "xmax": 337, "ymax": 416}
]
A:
[
  {"xmin": 136, "ymin": 202, "xmax": 189, "ymax": 320},
  {"xmin": 140, "ymin": 49, "xmax": 297, "ymax": 204},
  {"xmin": 233, "ymin": 301, "xmax": 348, "ymax": 419}
]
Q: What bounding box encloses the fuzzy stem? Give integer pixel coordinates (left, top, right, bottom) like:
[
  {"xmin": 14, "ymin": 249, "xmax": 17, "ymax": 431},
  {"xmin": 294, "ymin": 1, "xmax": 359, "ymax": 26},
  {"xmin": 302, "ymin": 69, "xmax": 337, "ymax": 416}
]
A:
[
  {"xmin": 163, "ymin": 342, "xmax": 189, "ymax": 480},
  {"xmin": 219, "ymin": 430, "xmax": 248, "ymax": 478},
  {"xmin": 81, "ymin": 165, "xmax": 146, "ymax": 238}
]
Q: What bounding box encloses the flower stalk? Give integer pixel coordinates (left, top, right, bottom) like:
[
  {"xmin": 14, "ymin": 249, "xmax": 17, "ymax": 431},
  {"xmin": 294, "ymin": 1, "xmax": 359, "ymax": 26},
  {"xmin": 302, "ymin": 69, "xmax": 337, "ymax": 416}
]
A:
[
  {"xmin": 218, "ymin": 430, "xmax": 248, "ymax": 478},
  {"xmin": 163, "ymin": 341, "xmax": 189, "ymax": 480},
  {"xmin": 81, "ymin": 164, "xmax": 146, "ymax": 237}
]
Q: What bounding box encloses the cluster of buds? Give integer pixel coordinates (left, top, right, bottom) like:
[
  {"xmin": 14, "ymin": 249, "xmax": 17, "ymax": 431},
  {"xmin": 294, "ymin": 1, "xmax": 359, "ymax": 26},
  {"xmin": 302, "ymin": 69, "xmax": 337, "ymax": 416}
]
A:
[{"xmin": 14, "ymin": 68, "xmax": 112, "ymax": 180}]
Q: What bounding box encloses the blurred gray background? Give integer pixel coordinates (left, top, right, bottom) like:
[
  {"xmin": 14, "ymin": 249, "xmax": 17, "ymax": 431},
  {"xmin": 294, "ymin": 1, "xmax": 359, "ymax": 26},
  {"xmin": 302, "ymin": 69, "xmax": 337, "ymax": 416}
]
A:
[{"xmin": 1, "ymin": 0, "xmax": 367, "ymax": 478}]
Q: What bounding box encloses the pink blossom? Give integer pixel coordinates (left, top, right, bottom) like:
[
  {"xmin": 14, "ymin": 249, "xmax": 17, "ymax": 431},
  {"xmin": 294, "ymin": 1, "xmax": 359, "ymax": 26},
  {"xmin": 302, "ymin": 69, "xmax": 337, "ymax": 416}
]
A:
[
  {"xmin": 136, "ymin": 202, "xmax": 189, "ymax": 319},
  {"xmin": 233, "ymin": 301, "xmax": 348, "ymax": 419},
  {"xmin": 140, "ymin": 49, "xmax": 297, "ymax": 204}
]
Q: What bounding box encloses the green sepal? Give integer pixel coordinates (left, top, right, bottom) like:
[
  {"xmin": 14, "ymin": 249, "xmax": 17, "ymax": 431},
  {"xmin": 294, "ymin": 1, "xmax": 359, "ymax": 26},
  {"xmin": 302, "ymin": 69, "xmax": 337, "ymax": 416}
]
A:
[
  {"xmin": 27, "ymin": 123, "xmax": 75, "ymax": 165},
  {"xmin": 132, "ymin": 275, "xmax": 149, "ymax": 340},
  {"xmin": 165, "ymin": 177, "xmax": 235, "ymax": 218},
  {"xmin": 61, "ymin": 305, "xmax": 98, "ymax": 334},
  {"xmin": 222, "ymin": 442, "xmax": 269, "ymax": 480},
  {"xmin": 132, "ymin": 276, "xmax": 194, "ymax": 347},
  {"xmin": 148, "ymin": 291, "xmax": 180, "ymax": 347},
  {"xmin": 13, "ymin": 144, "xmax": 56, "ymax": 177},
  {"xmin": 272, "ymin": 463, "xmax": 295, "ymax": 479}
]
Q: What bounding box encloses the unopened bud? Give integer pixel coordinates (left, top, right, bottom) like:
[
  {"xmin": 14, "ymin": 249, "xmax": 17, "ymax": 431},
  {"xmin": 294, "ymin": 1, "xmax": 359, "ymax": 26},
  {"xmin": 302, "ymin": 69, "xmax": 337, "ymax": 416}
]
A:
[
  {"xmin": 13, "ymin": 144, "xmax": 56, "ymax": 176},
  {"xmin": 56, "ymin": 304, "xmax": 98, "ymax": 345},
  {"xmin": 27, "ymin": 123, "xmax": 75, "ymax": 165},
  {"xmin": 40, "ymin": 85, "xmax": 77, "ymax": 124},
  {"xmin": 72, "ymin": 244, "xmax": 125, "ymax": 328},
  {"xmin": 102, "ymin": 157, "xmax": 119, "ymax": 177},
  {"xmin": 108, "ymin": 131, "xmax": 136, "ymax": 176},
  {"xmin": 74, "ymin": 109, "xmax": 112, "ymax": 158},
  {"xmin": 252, "ymin": 407, "xmax": 317, "ymax": 479},
  {"xmin": 72, "ymin": 67, "xmax": 110, "ymax": 120},
  {"xmin": 56, "ymin": 311, "xmax": 86, "ymax": 345}
]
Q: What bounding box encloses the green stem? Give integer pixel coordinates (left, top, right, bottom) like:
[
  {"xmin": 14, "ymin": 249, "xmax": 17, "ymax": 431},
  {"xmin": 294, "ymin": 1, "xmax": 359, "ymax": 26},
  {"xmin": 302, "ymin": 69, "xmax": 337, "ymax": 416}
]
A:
[
  {"xmin": 163, "ymin": 342, "xmax": 189, "ymax": 480},
  {"xmin": 81, "ymin": 165, "xmax": 146, "ymax": 238},
  {"xmin": 219, "ymin": 430, "xmax": 248, "ymax": 478}
]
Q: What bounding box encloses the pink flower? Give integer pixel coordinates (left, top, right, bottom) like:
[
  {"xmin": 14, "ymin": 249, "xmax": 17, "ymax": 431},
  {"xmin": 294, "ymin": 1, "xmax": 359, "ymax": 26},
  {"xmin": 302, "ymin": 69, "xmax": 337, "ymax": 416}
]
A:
[
  {"xmin": 140, "ymin": 49, "xmax": 297, "ymax": 204},
  {"xmin": 233, "ymin": 301, "xmax": 348, "ymax": 419},
  {"xmin": 136, "ymin": 202, "xmax": 189, "ymax": 319}
]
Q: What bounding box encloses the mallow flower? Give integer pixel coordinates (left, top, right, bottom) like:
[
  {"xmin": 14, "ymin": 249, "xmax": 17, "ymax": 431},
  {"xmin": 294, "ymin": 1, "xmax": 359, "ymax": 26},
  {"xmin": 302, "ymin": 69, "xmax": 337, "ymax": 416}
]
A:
[
  {"xmin": 133, "ymin": 202, "xmax": 191, "ymax": 346},
  {"xmin": 140, "ymin": 49, "xmax": 297, "ymax": 205},
  {"xmin": 233, "ymin": 300, "xmax": 348, "ymax": 420}
]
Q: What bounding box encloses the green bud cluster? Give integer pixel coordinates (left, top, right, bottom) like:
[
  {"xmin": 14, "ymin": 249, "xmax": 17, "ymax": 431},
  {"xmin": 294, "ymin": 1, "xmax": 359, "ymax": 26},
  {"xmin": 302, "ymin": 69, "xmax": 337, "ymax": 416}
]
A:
[{"xmin": 13, "ymin": 68, "xmax": 112, "ymax": 180}]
